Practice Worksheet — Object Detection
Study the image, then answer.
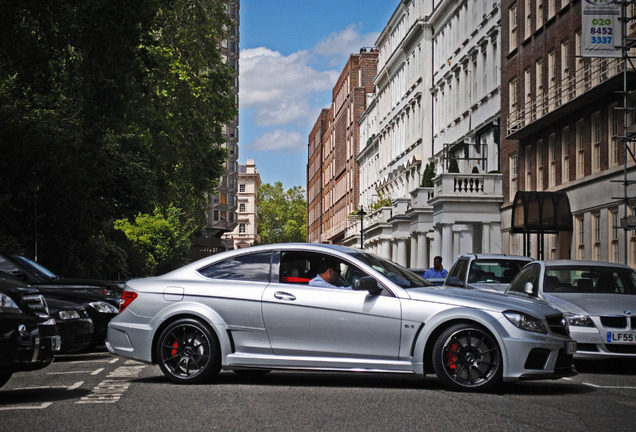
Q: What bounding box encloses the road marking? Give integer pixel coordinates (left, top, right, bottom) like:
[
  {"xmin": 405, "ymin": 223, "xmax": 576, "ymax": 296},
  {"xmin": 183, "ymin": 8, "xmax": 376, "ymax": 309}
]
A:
[
  {"xmin": 68, "ymin": 381, "xmax": 84, "ymax": 390},
  {"xmin": 76, "ymin": 364, "xmax": 147, "ymax": 404},
  {"xmin": 91, "ymin": 368, "xmax": 105, "ymax": 375},
  {"xmin": 0, "ymin": 402, "xmax": 52, "ymax": 411},
  {"xmin": 47, "ymin": 371, "xmax": 93, "ymax": 375}
]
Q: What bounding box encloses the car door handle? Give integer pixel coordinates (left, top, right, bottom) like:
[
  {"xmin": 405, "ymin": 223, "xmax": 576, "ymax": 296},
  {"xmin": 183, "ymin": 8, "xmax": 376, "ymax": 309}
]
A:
[{"xmin": 274, "ymin": 291, "xmax": 296, "ymax": 301}]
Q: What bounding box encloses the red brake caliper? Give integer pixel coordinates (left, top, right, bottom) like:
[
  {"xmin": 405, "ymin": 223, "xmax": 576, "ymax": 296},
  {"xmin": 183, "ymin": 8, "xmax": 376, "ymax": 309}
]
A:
[
  {"xmin": 171, "ymin": 340, "xmax": 179, "ymax": 357},
  {"xmin": 447, "ymin": 341, "xmax": 459, "ymax": 371}
]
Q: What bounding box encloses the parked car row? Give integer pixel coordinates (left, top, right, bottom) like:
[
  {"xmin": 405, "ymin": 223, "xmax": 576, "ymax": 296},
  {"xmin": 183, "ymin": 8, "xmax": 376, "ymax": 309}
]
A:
[
  {"xmin": 443, "ymin": 253, "xmax": 636, "ymax": 361},
  {"xmin": 1, "ymin": 251, "xmax": 122, "ymax": 388}
]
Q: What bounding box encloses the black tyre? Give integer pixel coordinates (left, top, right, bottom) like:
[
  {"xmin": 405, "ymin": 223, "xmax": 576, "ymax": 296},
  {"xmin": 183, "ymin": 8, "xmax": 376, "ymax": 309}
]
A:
[
  {"xmin": 156, "ymin": 318, "xmax": 221, "ymax": 384},
  {"xmin": 432, "ymin": 324, "xmax": 502, "ymax": 391},
  {"xmin": 0, "ymin": 372, "xmax": 11, "ymax": 388}
]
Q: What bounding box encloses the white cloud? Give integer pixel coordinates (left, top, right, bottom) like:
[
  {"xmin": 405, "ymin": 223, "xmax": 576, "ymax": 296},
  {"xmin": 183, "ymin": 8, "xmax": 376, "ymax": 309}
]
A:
[
  {"xmin": 249, "ymin": 129, "xmax": 305, "ymax": 153},
  {"xmin": 240, "ymin": 47, "xmax": 337, "ymax": 126},
  {"xmin": 314, "ymin": 24, "xmax": 380, "ymax": 65}
]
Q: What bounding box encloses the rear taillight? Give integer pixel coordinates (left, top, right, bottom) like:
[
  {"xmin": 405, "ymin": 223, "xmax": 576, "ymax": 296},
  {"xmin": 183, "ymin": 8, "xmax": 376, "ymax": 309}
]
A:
[{"xmin": 119, "ymin": 291, "xmax": 138, "ymax": 312}]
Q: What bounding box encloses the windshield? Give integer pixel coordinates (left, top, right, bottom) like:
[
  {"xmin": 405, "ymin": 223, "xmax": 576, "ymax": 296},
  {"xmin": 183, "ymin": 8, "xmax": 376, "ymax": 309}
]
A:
[
  {"xmin": 353, "ymin": 251, "xmax": 434, "ymax": 289},
  {"xmin": 544, "ymin": 266, "xmax": 636, "ymax": 295},
  {"xmin": 469, "ymin": 259, "xmax": 530, "ymax": 284},
  {"xmin": 11, "ymin": 254, "xmax": 58, "ymax": 280}
]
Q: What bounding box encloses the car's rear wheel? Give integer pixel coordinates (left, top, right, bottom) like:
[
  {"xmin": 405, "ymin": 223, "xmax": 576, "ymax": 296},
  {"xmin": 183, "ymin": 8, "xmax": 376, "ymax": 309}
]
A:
[
  {"xmin": 156, "ymin": 318, "xmax": 220, "ymax": 384},
  {"xmin": 0, "ymin": 372, "xmax": 11, "ymax": 388},
  {"xmin": 432, "ymin": 324, "xmax": 502, "ymax": 391}
]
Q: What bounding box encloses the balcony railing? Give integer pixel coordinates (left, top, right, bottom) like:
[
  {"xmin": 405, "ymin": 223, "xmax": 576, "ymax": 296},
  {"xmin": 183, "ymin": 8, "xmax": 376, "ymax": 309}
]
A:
[{"xmin": 507, "ymin": 58, "xmax": 628, "ymax": 136}]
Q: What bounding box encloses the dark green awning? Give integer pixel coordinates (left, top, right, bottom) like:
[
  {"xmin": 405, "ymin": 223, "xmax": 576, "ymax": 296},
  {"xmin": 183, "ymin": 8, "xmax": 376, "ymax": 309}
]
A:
[{"xmin": 511, "ymin": 191, "xmax": 572, "ymax": 233}]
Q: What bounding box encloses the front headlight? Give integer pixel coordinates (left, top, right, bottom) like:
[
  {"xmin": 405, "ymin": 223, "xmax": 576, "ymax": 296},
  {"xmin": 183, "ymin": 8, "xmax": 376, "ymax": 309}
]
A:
[
  {"xmin": 565, "ymin": 314, "xmax": 595, "ymax": 327},
  {"xmin": 1, "ymin": 293, "xmax": 22, "ymax": 313},
  {"xmin": 503, "ymin": 310, "xmax": 548, "ymax": 334},
  {"xmin": 89, "ymin": 301, "xmax": 119, "ymax": 314},
  {"xmin": 58, "ymin": 309, "xmax": 81, "ymax": 320}
]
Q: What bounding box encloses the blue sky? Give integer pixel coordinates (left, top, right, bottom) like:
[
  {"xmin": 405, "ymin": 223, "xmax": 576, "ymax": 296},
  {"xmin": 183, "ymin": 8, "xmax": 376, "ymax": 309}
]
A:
[{"xmin": 238, "ymin": 0, "xmax": 398, "ymax": 189}]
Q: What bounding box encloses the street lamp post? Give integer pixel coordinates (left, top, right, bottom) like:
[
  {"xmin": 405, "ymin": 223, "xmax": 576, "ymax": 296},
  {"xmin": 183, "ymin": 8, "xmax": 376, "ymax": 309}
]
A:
[{"xmin": 358, "ymin": 205, "xmax": 367, "ymax": 250}]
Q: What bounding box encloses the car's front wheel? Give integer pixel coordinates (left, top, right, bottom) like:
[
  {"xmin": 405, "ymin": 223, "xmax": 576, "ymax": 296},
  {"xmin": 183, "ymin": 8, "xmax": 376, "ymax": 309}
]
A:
[
  {"xmin": 432, "ymin": 324, "xmax": 502, "ymax": 391},
  {"xmin": 156, "ymin": 318, "xmax": 220, "ymax": 384}
]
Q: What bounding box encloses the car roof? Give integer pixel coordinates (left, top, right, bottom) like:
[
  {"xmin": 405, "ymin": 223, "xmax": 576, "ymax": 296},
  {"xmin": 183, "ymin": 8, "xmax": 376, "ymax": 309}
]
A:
[
  {"xmin": 457, "ymin": 253, "xmax": 533, "ymax": 261},
  {"xmin": 537, "ymin": 260, "xmax": 634, "ymax": 270}
]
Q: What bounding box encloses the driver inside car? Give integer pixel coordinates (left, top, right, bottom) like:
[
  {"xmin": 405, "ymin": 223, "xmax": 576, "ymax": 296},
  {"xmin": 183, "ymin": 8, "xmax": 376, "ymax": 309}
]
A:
[{"xmin": 308, "ymin": 259, "xmax": 352, "ymax": 290}]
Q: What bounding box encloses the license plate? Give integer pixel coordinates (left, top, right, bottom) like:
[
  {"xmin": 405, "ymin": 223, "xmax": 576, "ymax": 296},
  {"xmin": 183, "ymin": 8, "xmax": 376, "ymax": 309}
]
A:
[
  {"xmin": 606, "ymin": 332, "xmax": 636, "ymax": 343},
  {"xmin": 565, "ymin": 341, "xmax": 577, "ymax": 355}
]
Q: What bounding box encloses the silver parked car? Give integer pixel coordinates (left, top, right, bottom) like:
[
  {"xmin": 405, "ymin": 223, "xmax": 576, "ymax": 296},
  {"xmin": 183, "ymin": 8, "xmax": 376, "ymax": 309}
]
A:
[
  {"xmin": 445, "ymin": 253, "xmax": 533, "ymax": 293},
  {"xmin": 506, "ymin": 260, "xmax": 636, "ymax": 359},
  {"xmin": 106, "ymin": 244, "xmax": 576, "ymax": 391}
]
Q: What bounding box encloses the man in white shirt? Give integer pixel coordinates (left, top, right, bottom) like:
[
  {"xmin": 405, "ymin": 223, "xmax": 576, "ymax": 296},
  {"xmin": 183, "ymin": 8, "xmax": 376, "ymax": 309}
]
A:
[{"xmin": 308, "ymin": 259, "xmax": 352, "ymax": 290}]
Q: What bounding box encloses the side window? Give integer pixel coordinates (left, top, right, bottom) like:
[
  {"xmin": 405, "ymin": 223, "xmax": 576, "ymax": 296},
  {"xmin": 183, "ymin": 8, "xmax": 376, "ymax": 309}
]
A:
[
  {"xmin": 449, "ymin": 258, "xmax": 468, "ymax": 281},
  {"xmin": 279, "ymin": 251, "xmax": 371, "ymax": 289},
  {"xmin": 508, "ymin": 263, "xmax": 541, "ymax": 295},
  {"xmin": 198, "ymin": 252, "xmax": 272, "ymax": 282}
]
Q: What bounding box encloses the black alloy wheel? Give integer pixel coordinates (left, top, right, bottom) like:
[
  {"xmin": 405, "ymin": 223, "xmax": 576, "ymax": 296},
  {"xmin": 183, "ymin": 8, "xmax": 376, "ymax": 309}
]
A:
[
  {"xmin": 156, "ymin": 318, "xmax": 220, "ymax": 384},
  {"xmin": 432, "ymin": 324, "xmax": 502, "ymax": 391}
]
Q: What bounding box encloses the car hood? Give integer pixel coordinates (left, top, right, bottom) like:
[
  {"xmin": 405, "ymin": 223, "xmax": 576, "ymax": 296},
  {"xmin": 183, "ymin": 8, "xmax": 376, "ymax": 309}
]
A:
[
  {"xmin": 544, "ymin": 293, "xmax": 636, "ymax": 316},
  {"xmin": 38, "ymin": 277, "xmax": 115, "ymax": 288},
  {"xmin": 407, "ymin": 286, "xmax": 560, "ymax": 317},
  {"xmin": 467, "ymin": 282, "xmax": 510, "ymax": 293}
]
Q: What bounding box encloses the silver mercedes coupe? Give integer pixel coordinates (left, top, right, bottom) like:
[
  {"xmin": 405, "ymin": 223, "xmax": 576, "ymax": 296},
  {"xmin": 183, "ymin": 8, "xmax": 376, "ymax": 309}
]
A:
[{"xmin": 106, "ymin": 244, "xmax": 576, "ymax": 391}]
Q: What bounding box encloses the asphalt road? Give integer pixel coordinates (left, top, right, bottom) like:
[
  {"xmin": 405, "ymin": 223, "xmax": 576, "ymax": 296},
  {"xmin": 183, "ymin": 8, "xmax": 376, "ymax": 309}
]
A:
[{"xmin": 1, "ymin": 350, "xmax": 635, "ymax": 431}]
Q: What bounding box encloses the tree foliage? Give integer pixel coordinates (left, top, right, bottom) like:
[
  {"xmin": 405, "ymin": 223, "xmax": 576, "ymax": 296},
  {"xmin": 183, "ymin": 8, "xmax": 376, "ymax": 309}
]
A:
[
  {"xmin": 257, "ymin": 182, "xmax": 307, "ymax": 244},
  {"xmin": 114, "ymin": 205, "xmax": 195, "ymax": 276},
  {"xmin": 0, "ymin": 1, "xmax": 236, "ymax": 277}
]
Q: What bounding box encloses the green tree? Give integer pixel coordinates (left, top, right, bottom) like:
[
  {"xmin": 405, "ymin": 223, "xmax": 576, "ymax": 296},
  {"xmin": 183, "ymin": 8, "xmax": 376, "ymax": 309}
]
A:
[
  {"xmin": 114, "ymin": 205, "xmax": 195, "ymax": 276},
  {"xmin": 421, "ymin": 162, "xmax": 436, "ymax": 187},
  {"xmin": 0, "ymin": 1, "xmax": 235, "ymax": 278},
  {"xmin": 258, "ymin": 182, "xmax": 307, "ymax": 244}
]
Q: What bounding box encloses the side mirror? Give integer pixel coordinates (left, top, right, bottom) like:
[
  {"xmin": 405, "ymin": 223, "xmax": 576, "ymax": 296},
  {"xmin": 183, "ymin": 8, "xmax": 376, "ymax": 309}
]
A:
[
  {"xmin": 524, "ymin": 282, "xmax": 534, "ymax": 295},
  {"xmin": 354, "ymin": 276, "xmax": 382, "ymax": 295},
  {"xmin": 445, "ymin": 276, "xmax": 464, "ymax": 287}
]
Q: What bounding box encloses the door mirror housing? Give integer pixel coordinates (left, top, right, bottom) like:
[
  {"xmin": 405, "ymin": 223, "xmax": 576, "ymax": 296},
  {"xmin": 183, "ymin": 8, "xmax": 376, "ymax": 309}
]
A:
[
  {"xmin": 354, "ymin": 276, "xmax": 382, "ymax": 295},
  {"xmin": 445, "ymin": 276, "xmax": 464, "ymax": 288}
]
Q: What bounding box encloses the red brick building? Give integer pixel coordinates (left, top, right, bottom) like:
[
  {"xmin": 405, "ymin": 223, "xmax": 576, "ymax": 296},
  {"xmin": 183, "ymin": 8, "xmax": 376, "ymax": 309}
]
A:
[
  {"xmin": 501, "ymin": 0, "xmax": 636, "ymax": 262},
  {"xmin": 307, "ymin": 50, "xmax": 378, "ymax": 244}
]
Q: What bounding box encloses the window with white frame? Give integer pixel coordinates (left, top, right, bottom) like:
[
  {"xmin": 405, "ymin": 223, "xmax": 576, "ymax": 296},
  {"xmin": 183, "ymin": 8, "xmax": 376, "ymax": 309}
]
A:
[
  {"xmin": 524, "ymin": 0, "xmax": 532, "ymax": 40},
  {"xmin": 239, "ymin": 184, "xmax": 245, "ymax": 193},
  {"xmin": 536, "ymin": 1, "xmax": 544, "ymax": 31},
  {"xmin": 592, "ymin": 111, "xmax": 601, "ymax": 172},
  {"xmin": 561, "ymin": 40, "xmax": 570, "ymax": 101},
  {"xmin": 537, "ymin": 140, "xmax": 544, "ymax": 190},
  {"xmin": 509, "ymin": 3, "xmax": 519, "ymax": 52},
  {"xmin": 576, "ymin": 118, "xmax": 585, "ymax": 178},
  {"xmin": 575, "ymin": 31, "xmax": 584, "ymax": 96},
  {"xmin": 239, "ymin": 223, "xmax": 245, "ymax": 234},
  {"xmin": 239, "ymin": 203, "xmax": 245, "ymax": 212},
  {"xmin": 548, "ymin": 50, "xmax": 556, "ymax": 110},
  {"xmin": 548, "ymin": 0, "xmax": 556, "ymax": 19},
  {"xmin": 549, "ymin": 234, "xmax": 557, "ymax": 260},
  {"xmin": 525, "ymin": 145, "xmax": 533, "ymax": 189},
  {"xmin": 562, "ymin": 126, "xmax": 570, "ymax": 183},
  {"xmin": 610, "ymin": 208, "xmax": 619, "ymax": 263},
  {"xmin": 510, "ymin": 153, "xmax": 518, "ymax": 200},
  {"xmin": 509, "ymin": 77, "xmax": 518, "ymax": 119},
  {"xmin": 536, "ymin": 58, "xmax": 544, "ymax": 114},
  {"xmin": 549, "ymin": 133, "xmax": 556, "ymax": 187},
  {"xmin": 609, "ymin": 102, "xmax": 620, "ymax": 166},
  {"xmin": 576, "ymin": 215, "xmax": 585, "ymax": 260},
  {"xmin": 524, "ymin": 68, "xmax": 532, "ymax": 118},
  {"xmin": 592, "ymin": 212, "xmax": 601, "ymax": 261}
]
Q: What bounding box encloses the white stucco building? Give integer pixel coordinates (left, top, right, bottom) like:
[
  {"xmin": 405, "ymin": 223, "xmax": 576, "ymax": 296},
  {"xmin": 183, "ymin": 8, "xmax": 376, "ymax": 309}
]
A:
[
  {"xmin": 345, "ymin": 0, "xmax": 503, "ymax": 270},
  {"xmin": 222, "ymin": 159, "xmax": 261, "ymax": 249}
]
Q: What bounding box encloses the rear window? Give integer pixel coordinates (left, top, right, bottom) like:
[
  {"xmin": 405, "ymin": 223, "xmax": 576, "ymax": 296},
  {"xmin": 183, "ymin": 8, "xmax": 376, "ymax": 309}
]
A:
[{"xmin": 198, "ymin": 252, "xmax": 272, "ymax": 282}]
